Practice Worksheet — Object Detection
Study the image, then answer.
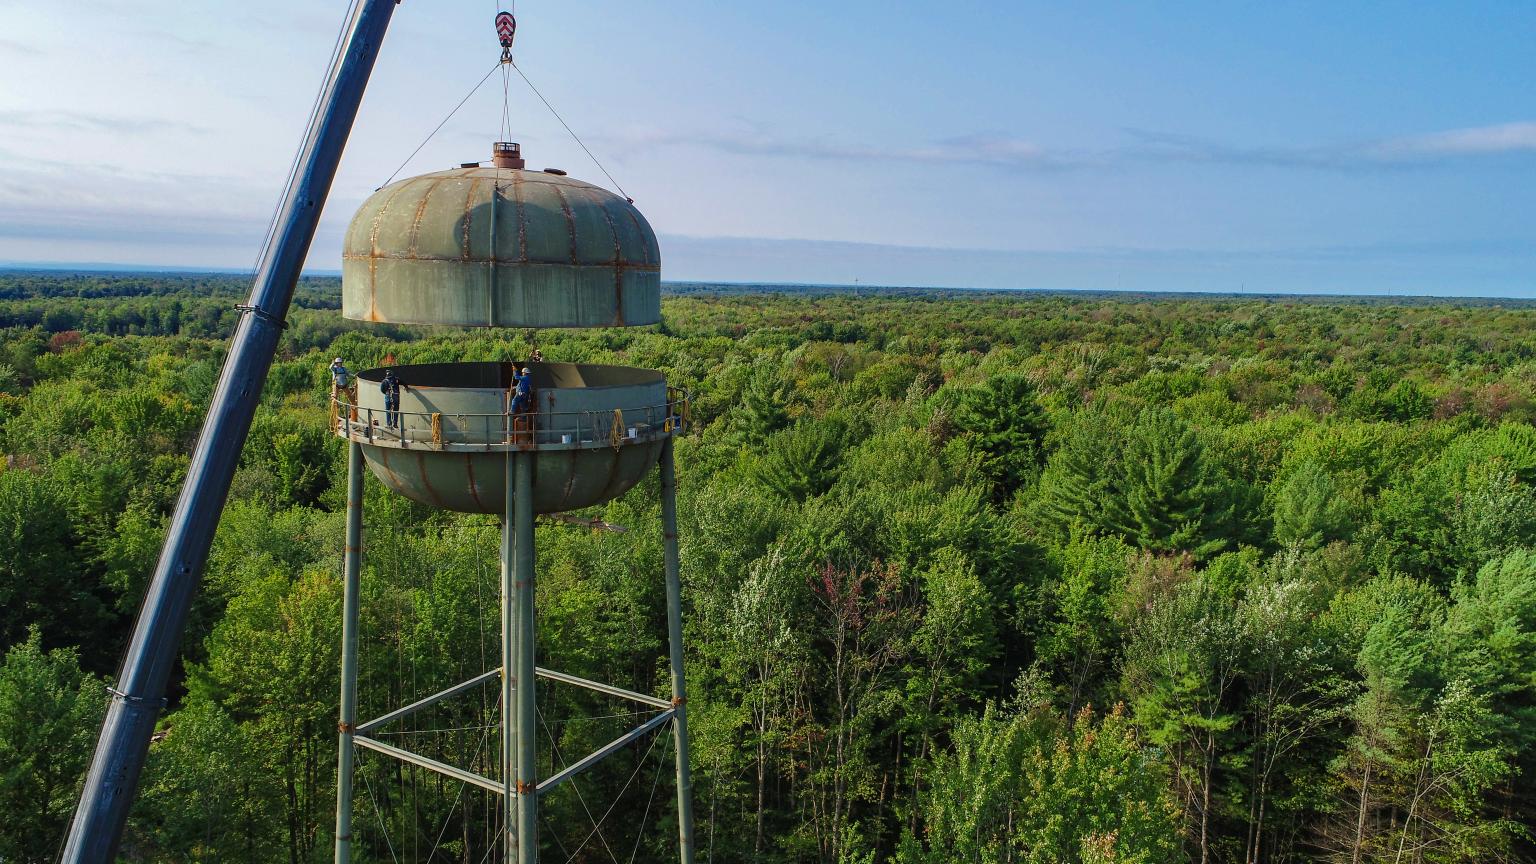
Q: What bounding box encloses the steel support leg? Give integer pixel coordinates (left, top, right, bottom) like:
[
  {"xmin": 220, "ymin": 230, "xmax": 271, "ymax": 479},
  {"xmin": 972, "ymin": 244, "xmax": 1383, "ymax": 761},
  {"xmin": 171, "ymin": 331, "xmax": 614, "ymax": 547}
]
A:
[
  {"xmin": 514, "ymin": 451, "xmax": 538, "ymax": 863},
  {"xmin": 659, "ymin": 438, "xmax": 696, "ymax": 863},
  {"xmin": 501, "ymin": 454, "xmax": 517, "ymax": 862},
  {"xmin": 335, "ymin": 442, "xmax": 364, "ymax": 863}
]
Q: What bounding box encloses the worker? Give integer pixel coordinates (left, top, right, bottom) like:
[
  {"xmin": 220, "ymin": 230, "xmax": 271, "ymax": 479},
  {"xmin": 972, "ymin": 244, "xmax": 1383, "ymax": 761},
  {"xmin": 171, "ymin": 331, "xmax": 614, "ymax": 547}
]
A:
[
  {"xmin": 329, "ymin": 357, "xmax": 353, "ymax": 404},
  {"xmin": 381, "ymin": 369, "xmax": 401, "ymax": 429},
  {"xmin": 529, "ymin": 347, "xmax": 544, "ymax": 363},
  {"xmin": 509, "ymin": 366, "xmax": 533, "ymax": 414}
]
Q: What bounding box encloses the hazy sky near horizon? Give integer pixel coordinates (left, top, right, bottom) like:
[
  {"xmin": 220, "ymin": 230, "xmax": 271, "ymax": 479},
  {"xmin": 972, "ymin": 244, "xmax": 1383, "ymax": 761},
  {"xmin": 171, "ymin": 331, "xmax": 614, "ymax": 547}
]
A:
[{"xmin": 1, "ymin": 1, "xmax": 1532, "ymax": 295}]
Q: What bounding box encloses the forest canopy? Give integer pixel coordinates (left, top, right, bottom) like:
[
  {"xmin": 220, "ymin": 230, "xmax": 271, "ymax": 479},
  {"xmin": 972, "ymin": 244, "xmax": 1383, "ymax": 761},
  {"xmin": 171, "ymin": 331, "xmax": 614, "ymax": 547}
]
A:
[{"xmin": 2, "ymin": 272, "xmax": 1535, "ymax": 863}]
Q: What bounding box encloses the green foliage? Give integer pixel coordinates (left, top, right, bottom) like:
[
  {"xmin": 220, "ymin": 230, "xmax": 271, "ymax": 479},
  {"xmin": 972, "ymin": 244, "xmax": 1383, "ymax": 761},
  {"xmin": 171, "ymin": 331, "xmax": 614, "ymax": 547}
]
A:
[
  {"xmin": 1117, "ymin": 408, "xmax": 1235, "ymax": 557},
  {"xmin": 134, "ymin": 694, "xmax": 283, "ymax": 861},
  {"xmin": 907, "ymin": 702, "xmax": 1183, "ymax": 864},
  {"xmin": 1036, "ymin": 536, "xmax": 1132, "ymax": 712},
  {"xmin": 0, "ymin": 629, "xmax": 104, "ymax": 863},
  {"xmin": 1037, "ymin": 407, "xmax": 1235, "ymax": 558},
  {"xmin": 751, "ymin": 414, "xmax": 852, "ymax": 502},
  {"xmin": 0, "ymin": 469, "xmax": 111, "ymax": 658},
  {"xmin": 1439, "ymin": 550, "xmax": 1536, "ymax": 754},
  {"xmin": 951, "ymin": 373, "xmax": 1048, "ymax": 499},
  {"xmin": 5, "ymin": 280, "xmax": 1536, "ymax": 861},
  {"xmin": 738, "ymin": 363, "xmax": 791, "ymax": 442},
  {"xmin": 1271, "ymin": 461, "xmax": 1353, "ymax": 549}
]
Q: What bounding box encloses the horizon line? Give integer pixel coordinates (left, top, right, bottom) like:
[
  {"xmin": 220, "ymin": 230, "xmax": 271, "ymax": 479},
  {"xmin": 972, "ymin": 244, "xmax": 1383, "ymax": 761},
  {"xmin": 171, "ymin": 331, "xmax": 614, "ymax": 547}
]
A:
[{"xmin": 3, "ymin": 261, "xmax": 1534, "ymax": 304}]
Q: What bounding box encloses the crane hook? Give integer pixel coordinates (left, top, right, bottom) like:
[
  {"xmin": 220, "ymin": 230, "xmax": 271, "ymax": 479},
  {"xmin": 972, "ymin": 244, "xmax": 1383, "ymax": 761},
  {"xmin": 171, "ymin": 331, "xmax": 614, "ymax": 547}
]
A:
[{"xmin": 495, "ymin": 11, "xmax": 516, "ymax": 64}]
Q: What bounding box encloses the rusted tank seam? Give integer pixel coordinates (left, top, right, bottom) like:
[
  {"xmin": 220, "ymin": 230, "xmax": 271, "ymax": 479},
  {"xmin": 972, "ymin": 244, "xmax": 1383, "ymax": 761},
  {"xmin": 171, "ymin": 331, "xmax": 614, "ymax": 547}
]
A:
[
  {"xmin": 460, "ymin": 176, "xmax": 479, "ymax": 260},
  {"xmin": 593, "ymin": 446, "xmax": 629, "ymax": 504},
  {"xmin": 549, "ymin": 183, "xmax": 578, "ymax": 265},
  {"xmin": 465, "ymin": 454, "xmax": 486, "ymax": 512},
  {"xmin": 512, "ymin": 169, "xmax": 528, "ymax": 264},
  {"xmin": 561, "ymin": 447, "xmax": 580, "ymax": 510},
  {"xmin": 415, "ymin": 451, "xmax": 449, "ymax": 509},
  {"xmin": 368, "ymin": 181, "xmax": 412, "ymax": 320},
  {"xmin": 620, "ymin": 201, "xmax": 653, "ymax": 266},
  {"xmin": 585, "ymin": 185, "xmax": 626, "ymax": 326},
  {"xmin": 340, "ymin": 252, "xmax": 658, "ymax": 270},
  {"xmin": 408, "ymin": 176, "xmax": 449, "ymax": 257}
]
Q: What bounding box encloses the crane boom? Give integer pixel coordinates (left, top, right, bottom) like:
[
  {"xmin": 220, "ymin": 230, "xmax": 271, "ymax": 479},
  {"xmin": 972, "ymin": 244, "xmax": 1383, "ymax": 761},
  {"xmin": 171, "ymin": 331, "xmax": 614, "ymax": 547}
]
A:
[{"xmin": 61, "ymin": 1, "xmax": 399, "ymax": 859}]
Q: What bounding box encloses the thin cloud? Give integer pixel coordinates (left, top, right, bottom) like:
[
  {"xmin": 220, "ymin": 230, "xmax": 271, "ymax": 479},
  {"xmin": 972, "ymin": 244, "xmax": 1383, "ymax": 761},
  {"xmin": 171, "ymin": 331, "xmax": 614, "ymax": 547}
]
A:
[
  {"xmin": 618, "ymin": 124, "xmax": 1075, "ymax": 170},
  {"xmin": 1126, "ymin": 122, "xmax": 1536, "ymax": 170},
  {"xmin": 639, "ymin": 119, "xmax": 1536, "ymax": 174},
  {"xmin": 0, "ymin": 39, "xmax": 42, "ymax": 56},
  {"xmin": 0, "ymin": 110, "xmax": 208, "ymax": 136},
  {"xmin": 1372, "ymin": 122, "xmax": 1536, "ymax": 157},
  {"xmin": 127, "ymin": 28, "xmax": 219, "ymax": 54}
]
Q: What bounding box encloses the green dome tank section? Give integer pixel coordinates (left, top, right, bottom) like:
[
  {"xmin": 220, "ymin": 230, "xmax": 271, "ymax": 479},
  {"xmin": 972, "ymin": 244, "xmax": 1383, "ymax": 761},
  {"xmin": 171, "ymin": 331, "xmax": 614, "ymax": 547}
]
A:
[{"xmin": 342, "ymin": 167, "xmax": 660, "ymax": 328}]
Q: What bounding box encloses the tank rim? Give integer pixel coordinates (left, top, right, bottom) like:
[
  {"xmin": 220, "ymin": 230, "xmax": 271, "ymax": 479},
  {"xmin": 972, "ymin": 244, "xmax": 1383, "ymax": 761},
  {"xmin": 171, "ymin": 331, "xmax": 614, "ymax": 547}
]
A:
[{"xmin": 334, "ymin": 361, "xmax": 687, "ymax": 454}]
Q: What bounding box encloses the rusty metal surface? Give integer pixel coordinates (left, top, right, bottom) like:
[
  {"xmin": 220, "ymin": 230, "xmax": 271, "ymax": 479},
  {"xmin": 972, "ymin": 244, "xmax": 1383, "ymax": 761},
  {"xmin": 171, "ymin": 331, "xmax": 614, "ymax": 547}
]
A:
[
  {"xmin": 344, "ymin": 361, "xmax": 674, "ymax": 513},
  {"xmin": 341, "ymin": 167, "xmax": 660, "ymax": 327}
]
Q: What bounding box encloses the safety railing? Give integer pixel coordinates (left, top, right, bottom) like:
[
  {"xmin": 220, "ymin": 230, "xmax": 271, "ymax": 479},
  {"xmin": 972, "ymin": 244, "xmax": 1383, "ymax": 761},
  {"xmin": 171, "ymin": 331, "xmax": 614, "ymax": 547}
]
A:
[{"xmin": 330, "ymin": 387, "xmax": 690, "ymax": 451}]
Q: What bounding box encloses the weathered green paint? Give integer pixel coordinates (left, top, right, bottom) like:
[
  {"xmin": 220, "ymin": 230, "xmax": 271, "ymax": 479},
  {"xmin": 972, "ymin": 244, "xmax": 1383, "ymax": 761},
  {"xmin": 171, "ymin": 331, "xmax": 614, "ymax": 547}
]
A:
[
  {"xmin": 342, "ymin": 167, "xmax": 660, "ymax": 327},
  {"xmin": 350, "ymin": 362, "xmax": 669, "ymax": 513}
]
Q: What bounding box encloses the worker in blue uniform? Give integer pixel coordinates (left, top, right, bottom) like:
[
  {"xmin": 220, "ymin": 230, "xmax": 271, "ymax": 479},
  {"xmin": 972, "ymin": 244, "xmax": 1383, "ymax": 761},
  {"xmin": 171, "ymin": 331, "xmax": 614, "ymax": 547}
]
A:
[
  {"xmin": 509, "ymin": 366, "xmax": 533, "ymax": 414},
  {"xmin": 381, "ymin": 369, "xmax": 401, "ymax": 428}
]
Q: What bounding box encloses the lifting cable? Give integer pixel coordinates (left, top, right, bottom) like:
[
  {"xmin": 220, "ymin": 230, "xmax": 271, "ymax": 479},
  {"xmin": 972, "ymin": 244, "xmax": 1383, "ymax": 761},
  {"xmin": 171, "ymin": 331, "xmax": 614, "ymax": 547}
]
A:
[
  {"xmin": 377, "ymin": 61, "xmax": 504, "ymax": 190},
  {"xmin": 250, "ymin": 0, "xmax": 363, "ymax": 272},
  {"xmin": 510, "ymin": 60, "xmax": 633, "ymax": 202},
  {"xmin": 376, "ymin": 9, "xmax": 633, "ymax": 205}
]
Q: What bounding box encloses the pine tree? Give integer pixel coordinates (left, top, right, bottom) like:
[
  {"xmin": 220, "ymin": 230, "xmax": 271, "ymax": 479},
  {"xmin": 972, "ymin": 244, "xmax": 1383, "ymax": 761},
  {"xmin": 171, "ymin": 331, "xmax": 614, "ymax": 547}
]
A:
[
  {"xmin": 1115, "ymin": 408, "xmax": 1234, "ymax": 559},
  {"xmin": 1271, "ymin": 461, "xmax": 1352, "ymax": 550},
  {"xmin": 751, "ymin": 416, "xmax": 850, "ymax": 503},
  {"xmin": 739, "ymin": 365, "xmax": 790, "ymax": 443},
  {"xmin": 952, "ymin": 374, "xmax": 1049, "ymax": 499},
  {"xmin": 1035, "ymin": 405, "xmax": 1133, "ymax": 537}
]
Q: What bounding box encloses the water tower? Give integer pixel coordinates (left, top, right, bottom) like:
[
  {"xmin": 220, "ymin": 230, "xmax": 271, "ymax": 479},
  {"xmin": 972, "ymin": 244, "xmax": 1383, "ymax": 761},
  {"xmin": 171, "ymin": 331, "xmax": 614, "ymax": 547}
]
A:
[{"xmin": 330, "ymin": 144, "xmax": 694, "ymax": 863}]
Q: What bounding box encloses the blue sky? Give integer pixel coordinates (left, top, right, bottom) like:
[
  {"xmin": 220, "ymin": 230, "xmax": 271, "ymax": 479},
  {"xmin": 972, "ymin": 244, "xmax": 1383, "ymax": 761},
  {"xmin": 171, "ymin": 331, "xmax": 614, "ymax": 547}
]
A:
[{"xmin": 1, "ymin": 0, "xmax": 1532, "ymax": 295}]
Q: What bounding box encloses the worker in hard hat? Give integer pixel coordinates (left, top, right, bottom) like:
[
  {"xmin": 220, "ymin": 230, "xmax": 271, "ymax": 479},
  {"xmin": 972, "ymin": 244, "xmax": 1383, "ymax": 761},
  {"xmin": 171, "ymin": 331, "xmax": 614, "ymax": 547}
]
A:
[
  {"xmin": 329, "ymin": 357, "xmax": 350, "ymax": 393},
  {"xmin": 381, "ymin": 369, "xmax": 402, "ymax": 429},
  {"xmin": 329, "ymin": 357, "xmax": 357, "ymax": 428},
  {"xmin": 510, "ymin": 366, "xmax": 533, "ymax": 414}
]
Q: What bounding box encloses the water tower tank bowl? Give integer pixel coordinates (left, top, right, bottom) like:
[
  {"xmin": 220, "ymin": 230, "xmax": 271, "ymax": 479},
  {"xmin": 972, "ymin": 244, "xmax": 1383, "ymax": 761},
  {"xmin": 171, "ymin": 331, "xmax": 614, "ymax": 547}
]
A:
[{"xmin": 335, "ymin": 361, "xmax": 682, "ymax": 514}]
